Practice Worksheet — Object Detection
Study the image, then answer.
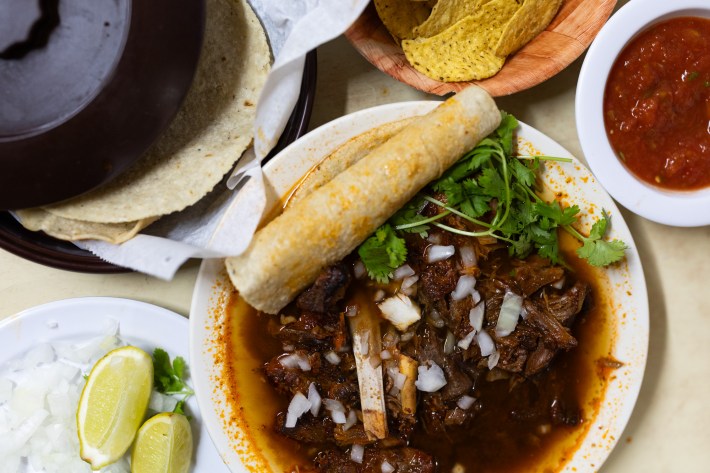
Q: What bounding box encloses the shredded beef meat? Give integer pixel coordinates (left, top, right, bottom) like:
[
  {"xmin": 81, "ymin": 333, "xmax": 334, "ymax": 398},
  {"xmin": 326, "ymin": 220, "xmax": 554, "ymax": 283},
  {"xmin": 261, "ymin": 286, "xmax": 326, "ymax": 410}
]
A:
[
  {"xmin": 297, "ymin": 262, "xmax": 352, "ymax": 314},
  {"xmin": 314, "ymin": 447, "xmax": 435, "ymax": 473}
]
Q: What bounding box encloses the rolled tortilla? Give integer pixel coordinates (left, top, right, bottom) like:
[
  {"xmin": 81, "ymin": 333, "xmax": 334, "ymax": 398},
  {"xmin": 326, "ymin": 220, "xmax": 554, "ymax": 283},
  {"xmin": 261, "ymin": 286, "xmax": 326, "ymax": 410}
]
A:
[{"xmin": 227, "ymin": 86, "xmax": 501, "ymax": 314}]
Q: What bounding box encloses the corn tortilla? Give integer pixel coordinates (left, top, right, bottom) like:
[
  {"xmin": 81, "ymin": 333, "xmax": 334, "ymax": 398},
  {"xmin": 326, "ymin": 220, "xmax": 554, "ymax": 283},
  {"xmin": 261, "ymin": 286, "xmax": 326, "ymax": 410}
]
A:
[
  {"xmin": 374, "ymin": 0, "xmax": 433, "ymax": 42},
  {"xmin": 15, "ymin": 209, "xmax": 157, "ymax": 244},
  {"xmin": 226, "ymin": 86, "xmax": 500, "ymax": 314},
  {"xmin": 413, "ymin": 0, "xmax": 484, "ymax": 38},
  {"xmin": 495, "ymin": 0, "xmax": 562, "ymax": 56},
  {"xmin": 41, "ymin": 0, "xmax": 270, "ymax": 223}
]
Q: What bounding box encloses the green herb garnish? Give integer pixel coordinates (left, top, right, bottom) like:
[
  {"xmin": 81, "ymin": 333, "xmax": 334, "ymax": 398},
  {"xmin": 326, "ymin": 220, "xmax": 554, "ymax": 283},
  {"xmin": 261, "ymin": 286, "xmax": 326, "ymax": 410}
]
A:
[
  {"xmin": 358, "ymin": 112, "xmax": 628, "ymax": 282},
  {"xmin": 153, "ymin": 348, "xmax": 195, "ymax": 414}
]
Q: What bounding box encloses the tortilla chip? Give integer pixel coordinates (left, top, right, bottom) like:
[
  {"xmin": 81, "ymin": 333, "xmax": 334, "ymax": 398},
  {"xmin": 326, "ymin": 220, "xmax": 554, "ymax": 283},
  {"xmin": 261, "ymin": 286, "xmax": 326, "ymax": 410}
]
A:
[
  {"xmin": 42, "ymin": 0, "xmax": 270, "ymax": 223},
  {"xmin": 495, "ymin": 0, "xmax": 562, "ymax": 56},
  {"xmin": 15, "ymin": 209, "xmax": 157, "ymax": 244},
  {"xmin": 413, "ymin": 0, "xmax": 484, "ymax": 38},
  {"xmin": 287, "ymin": 118, "xmax": 416, "ymax": 207},
  {"xmin": 402, "ymin": 0, "xmax": 521, "ymax": 82},
  {"xmin": 374, "ymin": 0, "xmax": 433, "ymax": 42}
]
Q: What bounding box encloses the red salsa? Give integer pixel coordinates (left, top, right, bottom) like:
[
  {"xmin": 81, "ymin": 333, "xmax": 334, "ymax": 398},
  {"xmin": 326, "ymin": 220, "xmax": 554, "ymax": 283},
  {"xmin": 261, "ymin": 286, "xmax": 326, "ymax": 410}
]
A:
[{"xmin": 603, "ymin": 17, "xmax": 710, "ymax": 190}]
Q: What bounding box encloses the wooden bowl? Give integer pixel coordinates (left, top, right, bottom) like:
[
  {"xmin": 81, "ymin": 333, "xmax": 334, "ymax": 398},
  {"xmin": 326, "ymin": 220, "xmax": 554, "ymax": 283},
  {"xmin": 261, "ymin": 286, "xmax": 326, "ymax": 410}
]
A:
[{"xmin": 345, "ymin": 0, "xmax": 617, "ymax": 96}]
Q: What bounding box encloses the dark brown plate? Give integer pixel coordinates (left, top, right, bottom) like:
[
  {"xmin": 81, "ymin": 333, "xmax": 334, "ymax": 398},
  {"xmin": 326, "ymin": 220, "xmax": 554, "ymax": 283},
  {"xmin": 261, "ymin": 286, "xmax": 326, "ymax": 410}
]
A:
[
  {"xmin": 0, "ymin": 0, "xmax": 205, "ymax": 210},
  {"xmin": 0, "ymin": 50, "xmax": 318, "ymax": 273}
]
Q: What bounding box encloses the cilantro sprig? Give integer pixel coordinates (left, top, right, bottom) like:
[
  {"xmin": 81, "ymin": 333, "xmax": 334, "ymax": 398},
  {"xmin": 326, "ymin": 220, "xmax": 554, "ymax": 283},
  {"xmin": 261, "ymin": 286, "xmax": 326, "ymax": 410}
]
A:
[
  {"xmin": 153, "ymin": 348, "xmax": 195, "ymax": 415},
  {"xmin": 357, "ymin": 112, "xmax": 628, "ymax": 282}
]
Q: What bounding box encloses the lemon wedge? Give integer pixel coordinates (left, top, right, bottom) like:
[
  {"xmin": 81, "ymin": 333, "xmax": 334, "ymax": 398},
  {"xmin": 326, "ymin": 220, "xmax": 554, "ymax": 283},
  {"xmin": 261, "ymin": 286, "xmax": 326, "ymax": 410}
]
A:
[
  {"xmin": 77, "ymin": 346, "xmax": 153, "ymax": 469},
  {"xmin": 131, "ymin": 412, "xmax": 193, "ymax": 473}
]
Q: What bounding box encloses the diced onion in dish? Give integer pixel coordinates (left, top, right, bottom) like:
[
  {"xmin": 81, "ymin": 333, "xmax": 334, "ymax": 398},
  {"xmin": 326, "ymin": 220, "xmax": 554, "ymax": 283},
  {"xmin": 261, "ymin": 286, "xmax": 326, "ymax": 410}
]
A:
[
  {"xmin": 457, "ymin": 330, "xmax": 476, "ymax": 350},
  {"xmin": 427, "ymin": 233, "xmax": 443, "ymax": 245},
  {"xmin": 495, "ymin": 292, "xmax": 523, "ymax": 337},
  {"xmin": 393, "ymin": 264, "xmax": 415, "ymax": 280},
  {"xmin": 354, "ymin": 261, "xmax": 366, "ymax": 279},
  {"xmin": 351, "ymin": 444, "xmax": 365, "ymax": 463},
  {"xmin": 308, "ymin": 383, "xmax": 322, "ymax": 417},
  {"xmin": 415, "ymin": 362, "xmax": 447, "ymax": 392},
  {"xmin": 343, "ymin": 409, "xmax": 358, "ymax": 431},
  {"xmin": 476, "ymin": 330, "xmax": 496, "ymax": 357},
  {"xmin": 400, "ymin": 275, "xmax": 419, "ymax": 297},
  {"xmin": 451, "ymin": 275, "xmax": 477, "ymax": 301},
  {"xmin": 443, "ymin": 331, "xmax": 456, "ymax": 355},
  {"xmin": 380, "ymin": 349, "xmax": 392, "ymax": 360},
  {"xmin": 0, "ymin": 324, "xmax": 135, "ymax": 473},
  {"xmin": 279, "ymin": 353, "xmax": 311, "ymax": 371},
  {"xmin": 381, "ymin": 460, "xmax": 395, "ymax": 473},
  {"xmin": 285, "ymin": 392, "xmax": 311, "ymax": 428},
  {"xmin": 551, "ymin": 277, "xmax": 565, "ymax": 290},
  {"xmin": 323, "ymin": 398, "xmax": 347, "ymax": 424},
  {"xmin": 378, "ymin": 294, "xmax": 421, "ymax": 332},
  {"xmin": 426, "ymin": 245, "xmax": 456, "ymax": 263},
  {"xmin": 325, "ymin": 351, "xmax": 341, "ymax": 365},
  {"xmin": 487, "ymin": 351, "xmax": 501, "ymax": 370},
  {"xmin": 460, "ymin": 246, "xmax": 477, "ymax": 268},
  {"xmin": 457, "ymin": 395, "xmax": 476, "ymax": 410},
  {"xmin": 469, "ymin": 302, "xmax": 485, "ymax": 333}
]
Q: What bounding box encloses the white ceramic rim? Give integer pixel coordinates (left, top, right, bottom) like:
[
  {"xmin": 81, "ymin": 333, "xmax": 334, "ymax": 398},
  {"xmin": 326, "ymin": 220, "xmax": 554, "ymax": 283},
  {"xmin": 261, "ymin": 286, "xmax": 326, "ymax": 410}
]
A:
[
  {"xmin": 576, "ymin": 0, "xmax": 710, "ymax": 227},
  {"xmin": 190, "ymin": 101, "xmax": 649, "ymax": 473},
  {"xmin": 0, "ymin": 297, "xmax": 229, "ymax": 473}
]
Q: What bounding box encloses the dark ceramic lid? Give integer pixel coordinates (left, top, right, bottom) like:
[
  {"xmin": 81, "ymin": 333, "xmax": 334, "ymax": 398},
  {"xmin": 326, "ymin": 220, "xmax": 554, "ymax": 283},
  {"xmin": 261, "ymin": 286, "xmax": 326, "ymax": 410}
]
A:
[{"xmin": 0, "ymin": 0, "xmax": 205, "ymax": 210}]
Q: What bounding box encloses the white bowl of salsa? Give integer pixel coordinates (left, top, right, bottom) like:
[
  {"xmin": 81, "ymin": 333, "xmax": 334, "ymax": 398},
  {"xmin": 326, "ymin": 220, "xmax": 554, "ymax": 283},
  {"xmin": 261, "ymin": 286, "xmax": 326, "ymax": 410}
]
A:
[{"xmin": 576, "ymin": 0, "xmax": 710, "ymax": 227}]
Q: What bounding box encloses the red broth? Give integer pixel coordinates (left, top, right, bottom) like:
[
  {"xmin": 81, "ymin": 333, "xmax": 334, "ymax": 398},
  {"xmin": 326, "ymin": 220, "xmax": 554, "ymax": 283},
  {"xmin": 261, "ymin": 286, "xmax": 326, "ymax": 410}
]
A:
[{"xmin": 603, "ymin": 17, "xmax": 710, "ymax": 190}]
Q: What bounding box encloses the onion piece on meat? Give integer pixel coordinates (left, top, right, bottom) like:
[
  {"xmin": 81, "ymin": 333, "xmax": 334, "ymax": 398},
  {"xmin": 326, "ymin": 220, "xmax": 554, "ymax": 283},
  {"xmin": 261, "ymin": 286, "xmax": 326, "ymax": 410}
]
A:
[
  {"xmin": 393, "ymin": 264, "xmax": 415, "ymax": 280},
  {"xmin": 325, "ymin": 351, "xmax": 341, "ymax": 365},
  {"xmin": 278, "ymin": 353, "xmax": 311, "ymax": 371},
  {"xmin": 476, "ymin": 330, "xmax": 496, "ymax": 357},
  {"xmin": 378, "ymin": 293, "xmax": 421, "ymax": 332},
  {"xmin": 459, "ymin": 246, "xmax": 477, "ymax": 269},
  {"xmin": 451, "ymin": 275, "xmax": 477, "ymax": 301},
  {"xmin": 307, "ymin": 383, "xmax": 321, "ymax": 417},
  {"xmin": 343, "ymin": 409, "xmax": 358, "ymax": 431},
  {"xmin": 457, "ymin": 395, "xmax": 476, "ymax": 410},
  {"xmin": 457, "ymin": 330, "xmax": 476, "ymax": 350},
  {"xmin": 443, "ymin": 330, "xmax": 456, "ymax": 355},
  {"xmin": 495, "ymin": 292, "xmax": 523, "ymax": 337},
  {"xmin": 415, "ymin": 362, "xmax": 447, "ymax": 393},
  {"xmin": 285, "ymin": 392, "xmax": 311, "ymax": 428},
  {"xmin": 487, "ymin": 351, "xmax": 501, "ymax": 370},
  {"xmin": 351, "ymin": 445, "xmax": 365, "ymax": 464},
  {"xmin": 426, "ymin": 245, "xmax": 455, "ymax": 263},
  {"xmin": 381, "ymin": 460, "xmax": 395, "ymax": 473},
  {"xmin": 469, "ymin": 302, "xmax": 485, "ymax": 333}
]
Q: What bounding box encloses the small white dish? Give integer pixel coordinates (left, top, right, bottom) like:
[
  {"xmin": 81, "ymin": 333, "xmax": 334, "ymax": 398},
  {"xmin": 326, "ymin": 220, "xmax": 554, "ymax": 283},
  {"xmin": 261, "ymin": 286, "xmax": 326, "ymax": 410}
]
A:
[
  {"xmin": 190, "ymin": 101, "xmax": 649, "ymax": 473},
  {"xmin": 576, "ymin": 0, "xmax": 710, "ymax": 227},
  {"xmin": 0, "ymin": 297, "xmax": 230, "ymax": 473}
]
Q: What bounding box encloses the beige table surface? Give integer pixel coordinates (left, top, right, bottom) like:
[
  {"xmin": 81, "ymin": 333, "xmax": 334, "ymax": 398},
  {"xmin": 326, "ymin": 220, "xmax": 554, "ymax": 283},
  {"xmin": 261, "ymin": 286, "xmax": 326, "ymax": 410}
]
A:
[{"xmin": 2, "ymin": 3, "xmax": 710, "ymax": 470}]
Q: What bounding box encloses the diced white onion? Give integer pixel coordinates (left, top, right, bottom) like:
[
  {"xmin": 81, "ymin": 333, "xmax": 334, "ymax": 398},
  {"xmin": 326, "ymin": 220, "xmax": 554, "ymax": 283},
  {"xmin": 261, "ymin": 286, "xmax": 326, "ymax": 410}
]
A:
[
  {"xmin": 283, "ymin": 344, "xmax": 295, "ymax": 352},
  {"xmin": 351, "ymin": 444, "xmax": 365, "ymax": 463},
  {"xmin": 308, "ymin": 383, "xmax": 322, "ymax": 417},
  {"xmin": 469, "ymin": 302, "xmax": 485, "ymax": 333},
  {"xmin": 330, "ymin": 409, "xmax": 347, "ymax": 424},
  {"xmin": 401, "ymin": 275, "xmax": 419, "ymax": 291},
  {"xmin": 393, "ymin": 264, "xmax": 415, "ymax": 280},
  {"xmin": 285, "ymin": 392, "xmax": 311, "ymax": 428},
  {"xmin": 459, "ymin": 246, "xmax": 478, "ymax": 268},
  {"xmin": 457, "ymin": 330, "xmax": 476, "ymax": 350},
  {"xmin": 394, "ymin": 371, "xmax": 407, "ymax": 391},
  {"xmin": 487, "ymin": 351, "xmax": 501, "ymax": 370},
  {"xmin": 426, "ymin": 245, "xmax": 456, "ymax": 263},
  {"xmin": 374, "ymin": 290, "xmax": 386, "ymax": 302},
  {"xmin": 551, "ymin": 277, "xmax": 565, "ymax": 290},
  {"xmin": 471, "ymin": 289, "xmax": 482, "ymax": 305},
  {"xmin": 378, "ymin": 294, "xmax": 422, "ymax": 332},
  {"xmin": 323, "ymin": 398, "xmax": 346, "ymax": 413},
  {"xmin": 476, "ymin": 330, "xmax": 496, "ymax": 357},
  {"xmin": 381, "ymin": 460, "xmax": 395, "ymax": 473},
  {"xmin": 354, "ymin": 261, "xmax": 366, "ymax": 279},
  {"xmin": 279, "ymin": 353, "xmax": 311, "ymax": 371},
  {"xmin": 457, "ymin": 395, "xmax": 476, "ymax": 410},
  {"xmin": 360, "ymin": 331, "xmax": 370, "ymax": 356},
  {"xmin": 415, "ymin": 362, "xmax": 447, "ymax": 392},
  {"xmin": 400, "ymin": 332, "xmax": 414, "ymax": 342},
  {"xmin": 520, "ymin": 306, "xmax": 529, "ymax": 320},
  {"xmin": 495, "ymin": 292, "xmax": 523, "ymax": 337},
  {"xmin": 443, "ymin": 331, "xmax": 456, "ymax": 355},
  {"xmin": 325, "ymin": 351, "xmax": 341, "ymax": 365},
  {"xmin": 343, "ymin": 409, "xmax": 358, "ymax": 431},
  {"xmin": 380, "ymin": 350, "xmax": 392, "ymax": 360},
  {"xmin": 451, "ymin": 275, "xmax": 477, "ymax": 301}
]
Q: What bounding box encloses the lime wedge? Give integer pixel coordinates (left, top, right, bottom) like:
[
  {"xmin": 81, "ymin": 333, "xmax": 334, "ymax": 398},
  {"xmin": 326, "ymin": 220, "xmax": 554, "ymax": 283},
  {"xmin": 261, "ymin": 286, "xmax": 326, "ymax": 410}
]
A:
[
  {"xmin": 131, "ymin": 412, "xmax": 193, "ymax": 473},
  {"xmin": 77, "ymin": 346, "xmax": 153, "ymax": 469}
]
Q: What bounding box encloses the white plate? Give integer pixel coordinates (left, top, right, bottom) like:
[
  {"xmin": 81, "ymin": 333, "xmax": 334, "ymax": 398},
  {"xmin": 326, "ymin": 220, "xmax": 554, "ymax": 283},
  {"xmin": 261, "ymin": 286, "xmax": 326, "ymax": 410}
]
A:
[
  {"xmin": 0, "ymin": 297, "xmax": 229, "ymax": 473},
  {"xmin": 190, "ymin": 101, "xmax": 649, "ymax": 473}
]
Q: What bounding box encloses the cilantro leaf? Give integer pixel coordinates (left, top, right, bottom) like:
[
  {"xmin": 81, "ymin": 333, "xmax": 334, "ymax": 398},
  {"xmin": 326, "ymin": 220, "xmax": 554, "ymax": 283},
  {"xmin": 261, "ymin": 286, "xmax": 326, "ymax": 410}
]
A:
[
  {"xmin": 153, "ymin": 348, "xmax": 195, "ymax": 396},
  {"xmin": 573, "ymin": 210, "xmax": 628, "ymax": 266},
  {"xmin": 534, "ymin": 201, "xmax": 579, "ymax": 226},
  {"xmin": 358, "ymin": 224, "xmax": 407, "ymax": 283}
]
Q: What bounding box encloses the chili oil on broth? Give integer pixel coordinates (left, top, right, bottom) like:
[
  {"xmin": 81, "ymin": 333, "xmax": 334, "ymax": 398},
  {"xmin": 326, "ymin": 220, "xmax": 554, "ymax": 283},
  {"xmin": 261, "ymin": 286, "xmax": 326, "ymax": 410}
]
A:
[{"xmin": 219, "ymin": 231, "xmax": 616, "ymax": 473}]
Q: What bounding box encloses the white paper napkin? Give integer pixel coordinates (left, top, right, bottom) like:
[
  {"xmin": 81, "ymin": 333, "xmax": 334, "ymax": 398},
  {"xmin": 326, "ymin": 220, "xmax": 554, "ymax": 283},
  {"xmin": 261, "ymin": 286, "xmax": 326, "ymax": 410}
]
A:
[{"xmin": 75, "ymin": 0, "xmax": 370, "ymax": 279}]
